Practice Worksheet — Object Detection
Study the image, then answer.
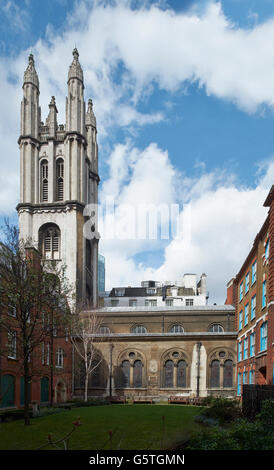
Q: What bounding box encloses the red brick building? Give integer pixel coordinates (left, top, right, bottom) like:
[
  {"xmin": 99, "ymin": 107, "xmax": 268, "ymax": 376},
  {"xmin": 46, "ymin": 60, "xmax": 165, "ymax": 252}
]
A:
[
  {"xmin": 0, "ymin": 246, "xmax": 72, "ymax": 410},
  {"xmin": 226, "ymin": 186, "xmax": 273, "ymax": 396}
]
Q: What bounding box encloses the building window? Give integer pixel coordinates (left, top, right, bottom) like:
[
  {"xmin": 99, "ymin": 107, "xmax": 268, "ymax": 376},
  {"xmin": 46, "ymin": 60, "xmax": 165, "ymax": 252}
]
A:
[
  {"xmin": 208, "ymin": 324, "xmax": 224, "ymax": 333},
  {"xmin": 145, "ymin": 299, "xmax": 157, "ymax": 306},
  {"xmin": 7, "ymin": 331, "xmax": 16, "ymax": 359},
  {"xmin": 244, "ymin": 303, "xmax": 249, "ymax": 326},
  {"xmin": 56, "ymin": 348, "xmax": 64, "ymax": 368},
  {"xmin": 166, "ymin": 299, "xmax": 173, "ymax": 306},
  {"xmin": 121, "ymin": 360, "xmax": 130, "ymax": 387},
  {"xmin": 243, "ymin": 337, "xmax": 248, "ymax": 360},
  {"xmin": 39, "ymin": 224, "xmax": 61, "ymax": 260},
  {"xmin": 262, "ymin": 280, "xmax": 267, "ymax": 309},
  {"xmin": 115, "ymin": 288, "xmax": 125, "ymax": 296},
  {"xmin": 265, "ymin": 238, "xmax": 269, "ymax": 260},
  {"xmin": 252, "ymin": 260, "xmax": 257, "ymax": 284},
  {"xmin": 41, "ymin": 159, "xmax": 48, "ymax": 202},
  {"xmin": 249, "ymin": 370, "xmax": 255, "ymax": 384},
  {"xmin": 169, "ymin": 324, "xmax": 184, "ymax": 334},
  {"xmin": 164, "ymin": 360, "xmax": 174, "ymax": 388},
  {"xmin": 133, "ymin": 360, "xmax": 143, "ymax": 388},
  {"xmin": 177, "ymin": 360, "xmax": 187, "ymax": 387},
  {"xmin": 251, "ymin": 295, "xmax": 256, "ymax": 320},
  {"xmin": 129, "ymin": 299, "xmax": 137, "ymax": 307},
  {"xmin": 111, "ymin": 299, "xmax": 119, "ymax": 307},
  {"xmin": 186, "ymin": 298, "xmax": 194, "ymax": 306},
  {"xmin": 239, "ymin": 281, "xmax": 243, "ymax": 301},
  {"xmin": 245, "ymin": 272, "xmax": 249, "ymax": 294},
  {"xmin": 239, "ymin": 310, "xmax": 243, "ymax": 330},
  {"xmin": 8, "ymin": 304, "xmax": 16, "ymax": 317},
  {"xmin": 237, "ymin": 372, "xmax": 241, "ymax": 396},
  {"xmin": 210, "ymin": 360, "xmax": 220, "ymax": 388},
  {"xmin": 99, "ymin": 326, "xmax": 110, "ymax": 335},
  {"xmin": 243, "ymin": 371, "xmax": 248, "ymax": 385},
  {"xmin": 223, "ymin": 360, "xmax": 233, "ymax": 388},
  {"xmin": 238, "ymin": 341, "xmax": 242, "ymax": 362},
  {"xmin": 250, "ymin": 332, "xmax": 255, "ymax": 357},
  {"xmin": 131, "ymin": 325, "xmax": 147, "ymax": 334},
  {"xmin": 56, "ymin": 158, "xmax": 64, "ymax": 201},
  {"xmin": 260, "ymin": 321, "xmax": 267, "ymax": 351}
]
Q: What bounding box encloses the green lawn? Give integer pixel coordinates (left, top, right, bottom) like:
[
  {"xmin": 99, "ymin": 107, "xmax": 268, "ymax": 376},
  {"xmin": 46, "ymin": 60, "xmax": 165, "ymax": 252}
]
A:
[{"xmin": 0, "ymin": 404, "xmax": 203, "ymax": 450}]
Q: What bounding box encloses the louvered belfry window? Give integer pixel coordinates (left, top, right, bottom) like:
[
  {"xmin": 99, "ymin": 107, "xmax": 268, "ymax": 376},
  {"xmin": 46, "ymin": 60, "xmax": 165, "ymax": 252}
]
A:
[
  {"xmin": 42, "ymin": 226, "xmax": 61, "ymax": 260},
  {"xmin": 41, "ymin": 160, "xmax": 48, "ymax": 202},
  {"xmin": 56, "ymin": 158, "xmax": 64, "ymax": 201}
]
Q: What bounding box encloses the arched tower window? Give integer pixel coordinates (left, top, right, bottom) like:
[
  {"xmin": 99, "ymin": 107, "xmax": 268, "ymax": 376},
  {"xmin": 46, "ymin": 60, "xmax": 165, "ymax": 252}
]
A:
[
  {"xmin": 56, "ymin": 158, "xmax": 64, "ymax": 201},
  {"xmin": 41, "ymin": 159, "xmax": 48, "ymax": 202},
  {"xmin": 39, "ymin": 224, "xmax": 61, "ymax": 260}
]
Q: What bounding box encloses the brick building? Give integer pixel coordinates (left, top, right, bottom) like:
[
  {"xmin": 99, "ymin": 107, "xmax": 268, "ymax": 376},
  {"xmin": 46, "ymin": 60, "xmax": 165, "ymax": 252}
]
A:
[{"xmin": 227, "ymin": 185, "xmax": 273, "ymax": 396}]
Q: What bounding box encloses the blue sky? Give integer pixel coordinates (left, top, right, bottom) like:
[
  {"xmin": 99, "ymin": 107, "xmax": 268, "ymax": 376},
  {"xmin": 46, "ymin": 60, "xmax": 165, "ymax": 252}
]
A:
[{"xmin": 0, "ymin": 0, "xmax": 274, "ymax": 302}]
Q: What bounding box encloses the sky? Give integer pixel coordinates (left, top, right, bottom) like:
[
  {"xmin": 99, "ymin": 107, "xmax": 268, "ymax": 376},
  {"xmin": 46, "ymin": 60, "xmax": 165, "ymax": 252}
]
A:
[{"xmin": 0, "ymin": 0, "xmax": 274, "ymax": 303}]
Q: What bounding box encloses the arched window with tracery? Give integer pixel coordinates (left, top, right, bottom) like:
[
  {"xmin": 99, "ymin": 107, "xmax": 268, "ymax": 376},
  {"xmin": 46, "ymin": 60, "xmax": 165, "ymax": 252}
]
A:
[
  {"xmin": 39, "ymin": 224, "xmax": 61, "ymax": 260},
  {"xmin": 208, "ymin": 324, "xmax": 224, "ymax": 333},
  {"xmin": 164, "ymin": 360, "xmax": 174, "ymax": 388},
  {"xmin": 169, "ymin": 324, "xmax": 184, "ymax": 334},
  {"xmin": 177, "ymin": 360, "xmax": 187, "ymax": 387},
  {"xmin": 210, "ymin": 360, "xmax": 220, "ymax": 388},
  {"xmin": 41, "ymin": 159, "xmax": 48, "ymax": 202},
  {"xmin": 56, "ymin": 158, "xmax": 64, "ymax": 201},
  {"xmin": 131, "ymin": 325, "xmax": 147, "ymax": 334},
  {"xmin": 133, "ymin": 360, "xmax": 143, "ymax": 388},
  {"xmin": 223, "ymin": 359, "xmax": 233, "ymax": 388},
  {"xmin": 121, "ymin": 360, "xmax": 130, "ymax": 387}
]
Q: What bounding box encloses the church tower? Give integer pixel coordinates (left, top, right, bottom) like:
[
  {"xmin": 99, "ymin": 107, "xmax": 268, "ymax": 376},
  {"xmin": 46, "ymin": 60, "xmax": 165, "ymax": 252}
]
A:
[{"xmin": 17, "ymin": 50, "xmax": 100, "ymax": 307}]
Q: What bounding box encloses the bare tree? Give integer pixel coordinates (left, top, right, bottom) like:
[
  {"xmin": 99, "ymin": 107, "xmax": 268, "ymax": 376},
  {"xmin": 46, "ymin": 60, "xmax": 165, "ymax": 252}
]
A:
[
  {"xmin": 0, "ymin": 222, "xmax": 74, "ymax": 425},
  {"xmin": 70, "ymin": 309, "xmax": 103, "ymax": 402}
]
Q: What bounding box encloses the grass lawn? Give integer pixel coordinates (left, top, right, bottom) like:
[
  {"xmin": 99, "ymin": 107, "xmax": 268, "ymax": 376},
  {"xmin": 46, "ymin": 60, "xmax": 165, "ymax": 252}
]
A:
[{"xmin": 0, "ymin": 404, "xmax": 203, "ymax": 450}]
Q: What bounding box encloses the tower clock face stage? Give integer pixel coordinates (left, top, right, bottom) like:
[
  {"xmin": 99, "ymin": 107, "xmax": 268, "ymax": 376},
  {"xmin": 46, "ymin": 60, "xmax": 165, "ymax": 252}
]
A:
[{"xmin": 17, "ymin": 50, "xmax": 100, "ymax": 306}]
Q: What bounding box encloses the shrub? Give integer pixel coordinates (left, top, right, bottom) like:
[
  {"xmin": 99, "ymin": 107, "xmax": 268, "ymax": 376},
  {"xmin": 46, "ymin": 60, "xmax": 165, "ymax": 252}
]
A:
[{"xmin": 199, "ymin": 397, "xmax": 241, "ymax": 425}]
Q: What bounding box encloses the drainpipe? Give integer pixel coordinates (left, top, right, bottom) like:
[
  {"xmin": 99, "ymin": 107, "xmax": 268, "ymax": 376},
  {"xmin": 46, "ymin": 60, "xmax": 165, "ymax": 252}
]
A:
[{"xmin": 196, "ymin": 342, "xmax": 202, "ymax": 398}]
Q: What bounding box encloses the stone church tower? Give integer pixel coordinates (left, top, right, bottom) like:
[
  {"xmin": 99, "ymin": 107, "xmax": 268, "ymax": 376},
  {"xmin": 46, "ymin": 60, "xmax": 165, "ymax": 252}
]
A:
[{"xmin": 17, "ymin": 49, "xmax": 100, "ymax": 307}]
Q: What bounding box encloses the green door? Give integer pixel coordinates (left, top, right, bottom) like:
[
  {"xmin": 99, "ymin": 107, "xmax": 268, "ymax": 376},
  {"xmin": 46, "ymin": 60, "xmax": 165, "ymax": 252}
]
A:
[
  {"xmin": 0, "ymin": 375, "xmax": 15, "ymax": 408},
  {"xmin": 40, "ymin": 377, "xmax": 49, "ymax": 403}
]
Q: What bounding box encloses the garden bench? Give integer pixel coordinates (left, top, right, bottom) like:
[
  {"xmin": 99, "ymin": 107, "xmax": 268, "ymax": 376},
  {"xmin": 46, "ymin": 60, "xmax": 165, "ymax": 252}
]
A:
[
  {"xmin": 109, "ymin": 396, "xmax": 127, "ymax": 404},
  {"xmin": 133, "ymin": 397, "xmax": 154, "ymax": 404},
  {"xmin": 168, "ymin": 396, "xmax": 190, "ymax": 404}
]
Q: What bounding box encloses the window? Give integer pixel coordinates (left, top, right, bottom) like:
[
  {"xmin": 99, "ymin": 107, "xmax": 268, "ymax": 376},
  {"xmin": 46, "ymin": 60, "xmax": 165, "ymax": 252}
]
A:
[
  {"xmin": 243, "ymin": 371, "xmax": 248, "ymax": 385},
  {"xmin": 129, "ymin": 299, "xmax": 137, "ymax": 307},
  {"xmin": 115, "ymin": 288, "xmax": 125, "ymax": 296},
  {"xmin": 249, "ymin": 370, "xmax": 255, "ymax": 384},
  {"xmin": 131, "ymin": 325, "xmax": 147, "ymax": 334},
  {"xmin": 244, "ymin": 303, "xmax": 249, "ymax": 326},
  {"xmin": 252, "ymin": 260, "xmax": 257, "ymax": 284},
  {"xmin": 56, "ymin": 158, "xmax": 64, "ymax": 201},
  {"xmin": 121, "ymin": 360, "xmax": 130, "ymax": 387},
  {"xmin": 208, "ymin": 324, "xmax": 224, "ymax": 333},
  {"xmin": 186, "ymin": 298, "xmax": 194, "ymax": 306},
  {"xmin": 169, "ymin": 324, "xmax": 184, "ymax": 334},
  {"xmin": 239, "ymin": 281, "xmax": 243, "ymax": 301},
  {"xmin": 164, "ymin": 360, "xmax": 174, "ymax": 388},
  {"xmin": 250, "ymin": 332, "xmax": 255, "ymax": 357},
  {"xmin": 177, "ymin": 360, "xmax": 187, "ymax": 387},
  {"xmin": 133, "ymin": 360, "xmax": 142, "ymax": 388},
  {"xmin": 166, "ymin": 299, "xmax": 173, "ymax": 306},
  {"xmin": 42, "ymin": 343, "xmax": 45, "ymax": 365},
  {"xmin": 262, "ymin": 280, "xmax": 267, "ymax": 309},
  {"xmin": 46, "ymin": 344, "xmax": 50, "ymax": 366},
  {"xmin": 251, "ymin": 295, "xmax": 256, "ymax": 320},
  {"xmin": 56, "ymin": 348, "xmax": 64, "ymax": 368},
  {"xmin": 223, "ymin": 360, "xmax": 233, "ymax": 388},
  {"xmin": 7, "ymin": 331, "xmax": 16, "ymax": 359},
  {"xmin": 111, "ymin": 299, "xmax": 119, "ymax": 307},
  {"xmin": 238, "ymin": 341, "xmax": 242, "ymax": 362},
  {"xmin": 147, "ymin": 288, "xmax": 156, "ymax": 295},
  {"xmin": 243, "ymin": 337, "xmax": 248, "ymax": 360},
  {"xmin": 145, "ymin": 299, "xmax": 157, "ymax": 306},
  {"xmin": 237, "ymin": 372, "xmax": 241, "ymax": 396},
  {"xmin": 41, "ymin": 160, "xmax": 48, "ymax": 202},
  {"xmin": 245, "ymin": 272, "xmax": 249, "ymax": 294},
  {"xmin": 265, "ymin": 238, "xmax": 269, "ymax": 260},
  {"xmin": 40, "ymin": 224, "xmax": 61, "ymax": 260},
  {"xmin": 99, "ymin": 326, "xmax": 110, "ymax": 335},
  {"xmin": 210, "ymin": 360, "xmax": 220, "ymax": 388},
  {"xmin": 239, "ymin": 310, "xmax": 243, "ymax": 330},
  {"xmin": 260, "ymin": 321, "xmax": 267, "ymax": 351}
]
